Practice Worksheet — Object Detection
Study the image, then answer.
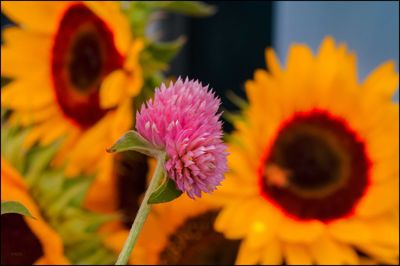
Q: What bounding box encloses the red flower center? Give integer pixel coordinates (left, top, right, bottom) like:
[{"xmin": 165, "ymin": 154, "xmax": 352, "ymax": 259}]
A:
[
  {"xmin": 1, "ymin": 214, "xmax": 43, "ymax": 264},
  {"xmin": 51, "ymin": 3, "xmax": 123, "ymax": 129},
  {"xmin": 159, "ymin": 211, "xmax": 240, "ymax": 265},
  {"xmin": 258, "ymin": 109, "xmax": 371, "ymax": 223}
]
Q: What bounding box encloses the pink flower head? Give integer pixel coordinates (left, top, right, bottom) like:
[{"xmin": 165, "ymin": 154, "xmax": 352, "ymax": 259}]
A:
[{"xmin": 136, "ymin": 77, "xmax": 228, "ymax": 198}]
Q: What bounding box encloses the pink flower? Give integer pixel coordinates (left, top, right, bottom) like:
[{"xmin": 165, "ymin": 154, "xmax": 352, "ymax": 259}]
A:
[{"xmin": 136, "ymin": 77, "xmax": 228, "ymax": 198}]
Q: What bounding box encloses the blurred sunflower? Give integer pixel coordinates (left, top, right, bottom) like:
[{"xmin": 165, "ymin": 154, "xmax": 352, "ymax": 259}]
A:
[
  {"xmin": 1, "ymin": 158, "xmax": 69, "ymax": 265},
  {"xmin": 213, "ymin": 37, "xmax": 399, "ymax": 265},
  {"xmin": 1, "ymin": 124, "xmax": 119, "ymax": 265},
  {"xmin": 1, "ymin": 1, "xmax": 143, "ymax": 210},
  {"xmin": 94, "ymin": 157, "xmax": 241, "ymax": 264},
  {"xmin": 151, "ymin": 196, "xmax": 241, "ymax": 265}
]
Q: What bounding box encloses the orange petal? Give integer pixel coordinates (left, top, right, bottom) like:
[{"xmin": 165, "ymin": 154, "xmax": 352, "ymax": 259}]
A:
[
  {"xmin": 99, "ymin": 70, "xmax": 127, "ymax": 108},
  {"xmin": 283, "ymin": 243, "xmax": 312, "ymax": 265},
  {"xmin": 1, "ymin": 78, "xmax": 54, "ymax": 110},
  {"xmin": 278, "ymin": 218, "xmax": 325, "ymax": 243},
  {"xmin": 1, "ymin": 1, "xmax": 70, "ymax": 33}
]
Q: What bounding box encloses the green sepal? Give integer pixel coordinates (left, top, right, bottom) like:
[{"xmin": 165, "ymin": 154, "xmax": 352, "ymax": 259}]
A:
[
  {"xmin": 107, "ymin": 130, "xmax": 160, "ymax": 157},
  {"xmin": 1, "ymin": 200, "xmax": 35, "ymax": 219},
  {"xmin": 148, "ymin": 174, "xmax": 182, "ymax": 204}
]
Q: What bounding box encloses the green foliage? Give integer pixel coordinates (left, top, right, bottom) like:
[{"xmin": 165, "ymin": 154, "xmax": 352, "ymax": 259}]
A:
[
  {"xmin": 130, "ymin": 1, "xmax": 216, "ymax": 18},
  {"xmin": 0, "ymin": 2, "xmax": 217, "ymax": 263},
  {"xmin": 120, "ymin": 1, "xmax": 216, "ymax": 116},
  {"xmin": 1, "ymin": 201, "xmax": 35, "ymax": 219},
  {"xmin": 1, "ymin": 123, "xmax": 118, "ymax": 264},
  {"xmin": 123, "ymin": 1, "xmax": 215, "ymax": 37},
  {"xmin": 140, "ymin": 37, "xmax": 186, "ymax": 77}
]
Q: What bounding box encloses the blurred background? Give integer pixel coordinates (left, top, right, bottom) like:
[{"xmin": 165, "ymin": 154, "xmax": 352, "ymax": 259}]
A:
[
  {"xmin": 2, "ymin": 1, "xmax": 398, "ymax": 131},
  {"xmin": 1, "ymin": 1, "xmax": 398, "ymax": 265}
]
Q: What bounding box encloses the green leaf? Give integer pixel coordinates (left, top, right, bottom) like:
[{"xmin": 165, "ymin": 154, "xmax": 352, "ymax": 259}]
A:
[
  {"xmin": 140, "ymin": 51, "xmax": 169, "ymax": 76},
  {"xmin": 1, "ymin": 200, "xmax": 35, "ymax": 219},
  {"xmin": 147, "ymin": 37, "xmax": 186, "ymax": 64},
  {"xmin": 150, "ymin": 1, "xmax": 216, "ymax": 17},
  {"xmin": 140, "ymin": 37, "xmax": 185, "ymax": 76},
  {"xmin": 226, "ymin": 90, "xmax": 248, "ymax": 109},
  {"xmin": 47, "ymin": 177, "xmax": 92, "ymax": 218},
  {"xmin": 1, "ymin": 126, "xmax": 29, "ymax": 173},
  {"xmin": 125, "ymin": 2, "xmax": 154, "ymax": 37},
  {"xmin": 107, "ymin": 130, "xmax": 160, "ymax": 157},
  {"xmin": 148, "ymin": 176, "xmax": 182, "ymax": 204},
  {"xmin": 25, "ymin": 139, "xmax": 62, "ymax": 187}
]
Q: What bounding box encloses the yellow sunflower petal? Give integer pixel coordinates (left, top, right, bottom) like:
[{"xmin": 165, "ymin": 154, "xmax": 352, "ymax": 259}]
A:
[
  {"xmin": 366, "ymin": 215, "xmax": 399, "ymax": 247},
  {"xmin": 8, "ymin": 106, "xmax": 57, "ymax": 126},
  {"xmin": 124, "ymin": 39, "xmax": 144, "ymax": 70},
  {"xmin": 1, "ymin": 159, "xmax": 70, "ymax": 264},
  {"xmin": 265, "ymin": 47, "xmax": 282, "ymax": 76},
  {"xmin": 126, "ymin": 69, "xmax": 144, "ymax": 97},
  {"xmin": 362, "ymin": 61, "xmax": 399, "ymax": 100},
  {"xmin": 278, "ymin": 218, "xmax": 324, "ymax": 243},
  {"xmin": 1, "ymin": 1, "xmax": 70, "ymax": 33},
  {"xmin": 235, "ymin": 239, "xmax": 262, "ymax": 265},
  {"xmin": 327, "ymin": 218, "xmax": 372, "ymax": 245},
  {"xmin": 261, "ymin": 239, "xmax": 283, "ymax": 265},
  {"xmin": 246, "ymin": 203, "xmax": 282, "ymax": 248},
  {"xmin": 310, "ymin": 234, "xmax": 358, "ymax": 265},
  {"xmin": 85, "ymin": 156, "xmax": 117, "ymax": 213},
  {"xmin": 213, "ymin": 36, "xmax": 399, "ymax": 266},
  {"xmin": 355, "ymin": 178, "xmax": 398, "ymax": 217},
  {"xmin": 40, "ymin": 120, "xmax": 70, "ymax": 146},
  {"xmin": 1, "ymin": 27, "xmax": 50, "ymax": 78},
  {"xmin": 99, "ymin": 70, "xmax": 127, "ymax": 109},
  {"xmin": 285, "ymin": 44, "xmax": 316, "ymax": 111},
  {"xmin": 22, "ymin": 114, "xmax": 70, "ymax": 149},
  {"xmin": 356, "ymin": 243, "xmax": 399, "ymax": 265},
  {"xmin": 284, "ymin": 243, "xmax": 313, "ymax": 265},
  {"xmin": 1, "ymin": 78, "xmax": 54, "ymax": 110},
  {"xmin": 65, "ymin": 113, "xmax": 115, "ymax": 175},
  {"xmin": 214, "ymin": 199, "xmax": 257, "ymax": 239}
]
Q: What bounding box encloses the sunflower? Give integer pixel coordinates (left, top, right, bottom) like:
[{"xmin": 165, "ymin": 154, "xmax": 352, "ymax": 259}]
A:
[
  {"xmin": 150, "ymin": 196, "xmax": 241, "ymax": 265},
  {"xmin": 103, "ymin": 194, "xmax": 241, "ymax": 265},
  {"xmin": 94, "ymin": 156, "xmax": 240, "ymax": 264},
  {"xmin": 85, "ymin": 151, "xmax": 153, "ymax": 264},
  {"xmin": 212, "ymin": 37, "xmax": 399, "ymax": 265},
  {"xmin": 1, "ymin": 158, "xmax": 70, "ymax": 265},
  {"xmin": 1, "ymin": 1, "xmax": 143, "ymax": 209},
  {"xmin": 1, "ymin": 123, "xmax": 119, "ymax": 264}
]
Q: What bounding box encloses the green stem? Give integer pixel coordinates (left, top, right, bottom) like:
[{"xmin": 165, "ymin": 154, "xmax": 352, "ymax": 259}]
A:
[{"xmin": 115, "ymin": 152, "xmax": 166, "ymax": 265}]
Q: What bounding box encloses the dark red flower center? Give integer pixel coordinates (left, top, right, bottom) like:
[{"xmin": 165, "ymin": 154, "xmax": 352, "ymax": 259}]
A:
[
  {"xmin": 51, "ymin": 3, "xmax": 123, "ymax": 129},
  {"xmin": 258, "ymin": 109, "xmax": 371, "ymax": 222},
  {"xmin": 114, "ymin": 151, "xmax": 148, "ymax": 227},
  {"xmin": 159, "ymin": 211, "xmax": 241, "ymax": 265},
  {"xmin": 1, "ymin": 214, "xmax": 44, "ymax": 265}
]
